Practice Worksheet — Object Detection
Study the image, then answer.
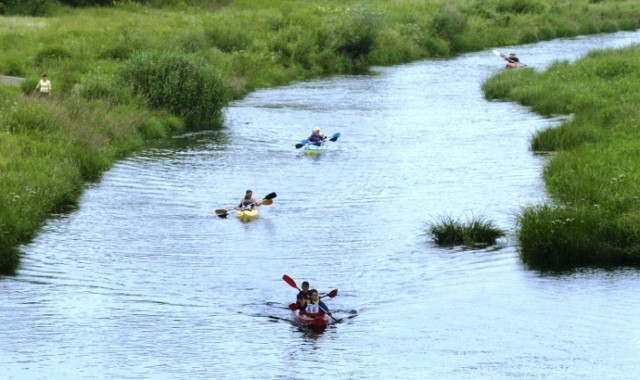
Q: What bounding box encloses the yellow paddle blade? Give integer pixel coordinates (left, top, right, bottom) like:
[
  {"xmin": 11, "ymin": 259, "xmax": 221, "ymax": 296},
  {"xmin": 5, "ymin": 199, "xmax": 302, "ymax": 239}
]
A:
[
  {"xmin": 261, "ymin": 199, "xmax": 273, "ymax": 206},
  {"xmin": 215, "ymin": 209, "xmax": 229, "ymax": 215}
]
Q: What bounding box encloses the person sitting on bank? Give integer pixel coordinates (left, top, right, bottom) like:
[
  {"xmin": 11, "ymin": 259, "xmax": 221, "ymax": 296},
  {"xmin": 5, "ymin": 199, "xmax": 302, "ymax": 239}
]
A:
[
  {"xmin": 235, "ymin": 189, "xmax": 261, "ymax": 211},
  {"xmin": 34, "ymin": 74, "xmax": 51, "ymax": 98},
  {"xmin": 307, "ymin": 127, "xmax": 325, "ymax": 146}
]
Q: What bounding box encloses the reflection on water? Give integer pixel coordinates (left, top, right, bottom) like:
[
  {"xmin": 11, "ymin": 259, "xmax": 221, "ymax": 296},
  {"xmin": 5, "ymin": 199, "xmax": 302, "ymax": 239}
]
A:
[{"xmin": 2, "ymin": 30, "xmax": 640, "ymax": 379}]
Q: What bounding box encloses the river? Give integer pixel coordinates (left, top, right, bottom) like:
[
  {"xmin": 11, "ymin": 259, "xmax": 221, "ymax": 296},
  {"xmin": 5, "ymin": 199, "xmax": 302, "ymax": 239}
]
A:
[{"xmin": 2, "ymin": 31, "xmax": 640, "ymax": 379}]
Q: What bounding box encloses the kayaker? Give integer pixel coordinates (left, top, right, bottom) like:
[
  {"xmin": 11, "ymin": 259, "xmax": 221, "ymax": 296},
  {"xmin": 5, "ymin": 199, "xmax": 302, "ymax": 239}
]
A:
[
  {"xmin": 303, "ymin": 289, "xmax": 330, "ymax": 315},
  {"xmin": 235, "ymin": 190, "xmax": 261, "ymax": 210},
  {"xmin": 507, "ymin": 53, "xmax": 520, "ymax": 63},
  {"xmin": 296, "ymin": 281, "xmax": 311, "ymax": 303},
  {"xmin": 295, "ymin": 294, "xmax": 308, "ymax": 315},
  {"xmin": 307, "ymin": 127, "xmax": 325, "ymax": 146}
]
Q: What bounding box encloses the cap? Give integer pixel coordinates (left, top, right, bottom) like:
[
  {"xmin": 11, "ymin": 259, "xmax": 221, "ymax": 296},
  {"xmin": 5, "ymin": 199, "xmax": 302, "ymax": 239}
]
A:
[{"xmin": 313, "ymin": 127, "xmax": 320, "ymax": 132}]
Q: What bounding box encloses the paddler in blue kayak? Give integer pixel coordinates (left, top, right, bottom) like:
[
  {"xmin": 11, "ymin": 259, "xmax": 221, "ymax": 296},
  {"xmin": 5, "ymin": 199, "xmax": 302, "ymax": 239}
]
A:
[
  {"xmin": 235, "ymin": 189, "xmax": 261, "ymax": 211},
  {"xmin": 307, "ymin": 127, "xmax": 326, "ymax": 146}
]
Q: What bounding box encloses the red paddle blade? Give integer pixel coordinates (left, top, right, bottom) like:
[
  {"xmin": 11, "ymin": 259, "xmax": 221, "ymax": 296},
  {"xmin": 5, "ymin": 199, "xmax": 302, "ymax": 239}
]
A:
[
  {"xmin": 282, "ymin": 274, "xmax": 298, "ymax": 289},
  {"xmin": 326, "ymin": 289, "xmax": 338, "ymax": 298}
]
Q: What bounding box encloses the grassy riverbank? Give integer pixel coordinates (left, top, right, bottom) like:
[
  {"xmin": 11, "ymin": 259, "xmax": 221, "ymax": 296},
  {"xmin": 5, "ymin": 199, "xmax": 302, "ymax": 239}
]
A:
[
  {"xmin": 2, "ymin": 0, "xmax": 640, "ymax": 274},
  {"xmin": 483, "ymin": 45, "xmax": 640, "ymax": 270}
]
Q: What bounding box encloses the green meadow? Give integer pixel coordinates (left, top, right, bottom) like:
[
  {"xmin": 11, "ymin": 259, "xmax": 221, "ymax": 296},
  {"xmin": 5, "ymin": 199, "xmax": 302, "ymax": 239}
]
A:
[
  {"xmin": 483, "ymin": 45, "xmax": 640, "ymax": 270},
  {"xmin": 2, "ymin": 0, "xmax": 640, "ymax": 273}
]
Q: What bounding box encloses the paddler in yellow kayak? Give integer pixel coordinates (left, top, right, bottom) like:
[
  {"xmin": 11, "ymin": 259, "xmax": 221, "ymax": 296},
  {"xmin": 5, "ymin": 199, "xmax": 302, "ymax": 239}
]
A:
[{"xmin": 234, "ymin": 189, "xmax": 261, "ymax": 211}]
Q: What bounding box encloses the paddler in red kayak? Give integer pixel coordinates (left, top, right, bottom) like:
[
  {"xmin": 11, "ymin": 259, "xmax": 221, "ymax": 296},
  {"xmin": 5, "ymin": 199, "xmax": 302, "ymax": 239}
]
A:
[
  {"xmin": 301, "ymin": 289, "xmax": 330, "ymax": 316},
  {"xmin": 296, "ymin": 281, "xmax": 311, "ymax": 303}
]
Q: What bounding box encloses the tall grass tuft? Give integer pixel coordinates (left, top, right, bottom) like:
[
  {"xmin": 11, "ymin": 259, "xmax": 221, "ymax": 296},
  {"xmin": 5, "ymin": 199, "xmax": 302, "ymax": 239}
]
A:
[
  {"xmin": 121, "ymin": 51, "xmax": 229, "ymax": 129},
  {"xmin": 516, "ymin": 203, "xmax": 640, "ymax": 270},
  {"xmin": 429, "ymin": 214, "xmax": 505, "ymax": 248}
]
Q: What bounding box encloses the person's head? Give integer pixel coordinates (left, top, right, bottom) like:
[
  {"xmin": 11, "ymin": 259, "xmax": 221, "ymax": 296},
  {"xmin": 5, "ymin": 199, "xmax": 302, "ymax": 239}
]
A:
[
  {"xmin": 41, "ymin": 74, "xmax": 47, "ymax": 79},
  {"xmin": 301, "ymin": 281, "xmax": 309, "ymax": 291},
  {"xmin": 245, "ymin": 190, "xmax": 252, "ymax": 198},
  {"xmin": 509, "ymin": 53, "xmax": 516, "ymax": 57},
  {"xmin": 310, "ymin": 289, "xmax": 319, "ymax": 300}
]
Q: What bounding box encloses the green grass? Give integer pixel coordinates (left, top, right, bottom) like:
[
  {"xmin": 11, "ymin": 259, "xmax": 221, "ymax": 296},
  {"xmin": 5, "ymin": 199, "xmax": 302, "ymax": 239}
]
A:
[{"xmin": 429, "ymin": 214, "xmax": 506, "ymax": 248}]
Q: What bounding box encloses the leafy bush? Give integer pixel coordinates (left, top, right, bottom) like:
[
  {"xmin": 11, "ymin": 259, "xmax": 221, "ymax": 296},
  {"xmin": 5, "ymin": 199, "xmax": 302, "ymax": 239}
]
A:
[
  {"xmin": 334, "ymin": 8, "xmax": 381, "ymax": 63},
  {"xmin": 121, "ymin": 51, "xmax": 229, "ymax": 129},
  {"xmin": 495, "ymin": 0, "xmax": 547, "ymax": 14},
  {"xmin": 34, "ymin": 46, "xmax": 72, "ymax": 66},
  {"xmin": 431, "ymin": 5, "xmax": 468, "ymax": 44},
  {"xmin": 0, "ymin": 0, "xmax": 54, "ymax": 16}
]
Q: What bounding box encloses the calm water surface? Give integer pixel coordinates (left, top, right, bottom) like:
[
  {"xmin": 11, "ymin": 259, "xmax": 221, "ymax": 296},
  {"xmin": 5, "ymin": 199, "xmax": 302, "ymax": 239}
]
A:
[{"xmin": 2, "ymin": 31, "xmax": 640, "ymax": 379}]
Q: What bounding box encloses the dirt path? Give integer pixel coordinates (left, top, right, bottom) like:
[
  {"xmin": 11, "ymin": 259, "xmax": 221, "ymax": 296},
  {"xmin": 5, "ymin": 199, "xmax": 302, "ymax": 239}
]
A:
[{"xmin": 0, "ymin": 75, "xmax": 25, "ymax": 87}]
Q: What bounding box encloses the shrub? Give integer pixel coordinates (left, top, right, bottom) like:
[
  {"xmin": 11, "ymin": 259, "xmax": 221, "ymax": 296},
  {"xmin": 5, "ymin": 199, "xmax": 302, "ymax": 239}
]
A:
[
  {"xmin": 0, "ymin": 0, "xmax": 54, "ymax": 16},
  {"xmin": 334, "ymin": 8, "xmax": 381, "ymax": 63},
  {"xmin": 204, "ymin": 23, "xmax": 251, "ymax": 53},
  {"xmin": 431, "ymin": 4, "xmax": 468, "ymax": 46},
  {"xmin": 121, "ymin": 51, "xmax": 229, "ymax": 129},
  {"xmin": 34, "ymin": 46, "xmax": 72, "ymax": 66},
  {"xmin": 495, "ymin": 0, "xmax": 547, "ymax": 15}
]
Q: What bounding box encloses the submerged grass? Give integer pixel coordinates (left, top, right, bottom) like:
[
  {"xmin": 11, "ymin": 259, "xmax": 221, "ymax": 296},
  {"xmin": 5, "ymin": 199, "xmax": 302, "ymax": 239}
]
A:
[
  {"xmin": 429, "ymin": 214, "xmax": 505, "ymax": 248},
  {"xmin": 483, "ymin": 45, "xmax": 640, "ymax": 270},
  {"xmin": 2, "ymin": 0, "xmax": 640, "ymax": 273}
]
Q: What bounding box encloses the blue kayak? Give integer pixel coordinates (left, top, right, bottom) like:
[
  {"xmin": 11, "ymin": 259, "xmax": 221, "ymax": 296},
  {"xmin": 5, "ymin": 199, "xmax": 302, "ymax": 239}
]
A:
[{"xmin": 303, "ymin": 144, "xmax": 327, "ymax": 155}]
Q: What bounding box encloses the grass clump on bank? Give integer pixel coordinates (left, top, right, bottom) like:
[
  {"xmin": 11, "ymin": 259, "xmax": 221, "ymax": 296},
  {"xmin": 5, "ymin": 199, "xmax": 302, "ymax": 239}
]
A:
[
  {"xmin": 483, "ymin": 45, "xmax": 640, "ymax": 270},
  {"xmin": 429, "ymin": 214, "xmax": 505, "ymax": 248},
  {"xmin": 2, "ymin": 0, "xmax": 640, "ymax": 274}
]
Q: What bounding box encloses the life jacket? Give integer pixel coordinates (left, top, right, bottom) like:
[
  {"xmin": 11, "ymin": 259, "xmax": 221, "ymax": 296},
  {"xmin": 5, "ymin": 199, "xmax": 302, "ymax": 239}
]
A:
[
  {"xmin": 305, "ymin": 302, "xmax": 321, "ymax": 314},
  {"xmin": 239, "ymin": 198, "xmax": 255, "ymax": 209},
  {"xmin": 308, "ymin": 133, "xmax": 323, "ymax": 145}
]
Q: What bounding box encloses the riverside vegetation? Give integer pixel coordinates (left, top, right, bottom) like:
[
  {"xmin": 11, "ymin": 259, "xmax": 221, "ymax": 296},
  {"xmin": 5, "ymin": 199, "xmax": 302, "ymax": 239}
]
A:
[
  {"xmin": 2, "ymin": 0, "xmax": 640, "ymax": 274},
  {"xmin": 483, "ymin": 45, "xmax": 640, "ymax": 270},
  {"xmin": 429, "ymin": 214, "xmax": 505, "ymax": 248}
]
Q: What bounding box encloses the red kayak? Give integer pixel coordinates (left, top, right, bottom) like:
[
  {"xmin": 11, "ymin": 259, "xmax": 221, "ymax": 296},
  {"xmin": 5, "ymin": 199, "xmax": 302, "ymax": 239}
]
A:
[{"xmin": 291, "ymin": 309, "xmax": 330, "ymax": 328}]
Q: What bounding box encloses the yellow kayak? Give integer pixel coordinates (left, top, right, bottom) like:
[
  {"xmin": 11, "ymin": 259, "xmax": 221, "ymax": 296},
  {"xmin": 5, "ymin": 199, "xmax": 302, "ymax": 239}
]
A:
[{"xmin": 236, "ymin": 208, "xmax": 259, "ymax": 222}]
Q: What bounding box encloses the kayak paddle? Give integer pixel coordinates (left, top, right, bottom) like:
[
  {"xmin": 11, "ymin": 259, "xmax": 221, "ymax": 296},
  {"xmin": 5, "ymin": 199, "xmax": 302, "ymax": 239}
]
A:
[{"xmin": 283, "ymin": 274, "xmax": 301, "ymax": 291}]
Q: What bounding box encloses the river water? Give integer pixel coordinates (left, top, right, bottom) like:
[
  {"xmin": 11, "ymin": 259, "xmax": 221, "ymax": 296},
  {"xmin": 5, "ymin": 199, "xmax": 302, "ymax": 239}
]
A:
[{"xmin": 2, "ymin": 31, "xmax": 640, "ymax": 379}]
